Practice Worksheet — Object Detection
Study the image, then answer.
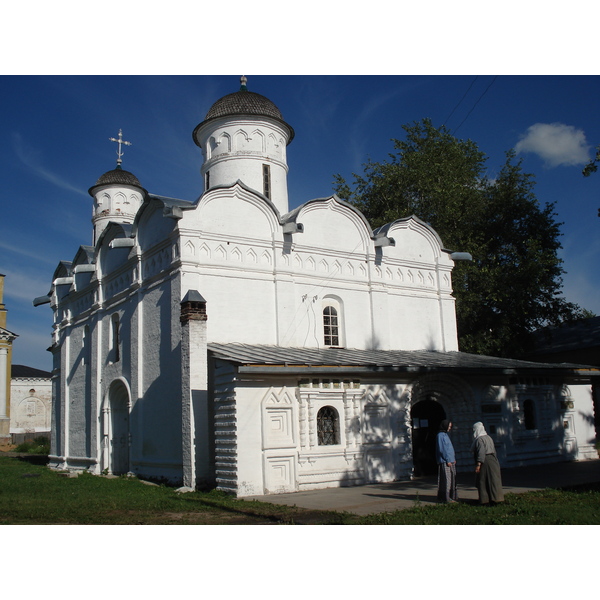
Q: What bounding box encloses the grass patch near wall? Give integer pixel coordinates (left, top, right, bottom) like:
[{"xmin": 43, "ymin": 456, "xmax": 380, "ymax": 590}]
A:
[
  {"xmin": 14, "ymin": 436, "xmax": 50, "ymax": 455},
  {"xmin": 1, "ymin": 456, "xmax": 599, "ymax": 525},
  {"xmin": 356, "ymin": 484, "xmax": 600, "ymax": 525}
]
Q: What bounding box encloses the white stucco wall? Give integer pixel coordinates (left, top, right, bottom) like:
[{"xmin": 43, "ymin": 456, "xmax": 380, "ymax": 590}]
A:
[
  {"xmin": 178, "ymin": 189, "xmax": 459, "ymax": 353},
  {"xmin": 10, "ymin": 377, "xmax": 52, "ymax": 433},
  {"xmin": 217, "ymin": 369, "xmax": 598, "ymax": 497}
]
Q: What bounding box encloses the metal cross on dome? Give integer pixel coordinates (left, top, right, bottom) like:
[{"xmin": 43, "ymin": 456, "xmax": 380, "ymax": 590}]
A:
[{"xmin": 109, "ymin": 129, "xmax": 132, "ymax": 166}]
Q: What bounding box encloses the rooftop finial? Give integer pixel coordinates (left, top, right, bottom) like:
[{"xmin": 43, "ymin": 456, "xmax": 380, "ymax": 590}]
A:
[
  {"xmin": 109, "ymin": 129, "xmax": 132, "ymax": 168},
  {"xmin": 240, "ymin": 75, "xmax": 248, "ymax": 91}
]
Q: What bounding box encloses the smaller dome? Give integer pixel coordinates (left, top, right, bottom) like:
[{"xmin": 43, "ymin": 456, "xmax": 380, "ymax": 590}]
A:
[{"xmin": 88, "ymin": 166, "xmax": 144, "ymax": 196}]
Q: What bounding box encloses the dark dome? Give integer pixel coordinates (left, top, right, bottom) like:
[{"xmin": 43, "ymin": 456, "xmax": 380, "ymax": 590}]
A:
[
  {"xmin": 88, "ymin": 166, "xmax": 144, "ymax": 196},
  {"xmin": 205, "ymin": 90, "xmax": 284, "ymax": 121},
  {"xmin": 193, "ymin": 82, "xmax": 294, "ymax": 144}
]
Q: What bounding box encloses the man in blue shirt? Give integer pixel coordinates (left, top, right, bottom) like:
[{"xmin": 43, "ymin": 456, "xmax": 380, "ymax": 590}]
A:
[{"xmin": 436, "ymin": 420, "xmax": 457, "ymax": 503}]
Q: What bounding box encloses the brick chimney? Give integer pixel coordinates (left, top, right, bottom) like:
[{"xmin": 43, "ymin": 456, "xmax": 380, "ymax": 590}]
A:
[{"xmin": 180, "ymin": 290, "xmax": 210, "ymax": 489}]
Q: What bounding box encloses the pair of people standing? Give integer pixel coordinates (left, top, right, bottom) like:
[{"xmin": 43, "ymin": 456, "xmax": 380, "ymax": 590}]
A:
[{"xmin": 435, "ymin": 420, "xmax": 504, "ymax": 505}]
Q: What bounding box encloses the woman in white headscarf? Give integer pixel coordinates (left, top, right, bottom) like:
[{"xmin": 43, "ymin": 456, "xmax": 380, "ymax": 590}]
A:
[{"xmin": 471, "ymin": 422, "xmax": 504, "ymax": 504}]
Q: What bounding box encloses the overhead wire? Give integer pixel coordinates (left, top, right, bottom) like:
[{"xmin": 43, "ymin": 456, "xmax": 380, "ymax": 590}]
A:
[
  {"xmin": 279, "ymin": 238, "xmax": 368, "ymax": 346},
  {"xmin": 442, "ymin": 76, "xmax": 479, "ymax": 127},
  {"xmin": 453, "ymin": 76, "xmax": 498, "ymax": 134}
]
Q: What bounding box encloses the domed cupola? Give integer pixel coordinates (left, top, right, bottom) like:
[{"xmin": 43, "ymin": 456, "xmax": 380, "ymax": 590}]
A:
[
  {"xmin": 193, "ymin": 76, "xmax": 294, "ymax": 215},
  {"xmin": 89, "ymin": 129, "xmax": 146, "ymax": 245}
]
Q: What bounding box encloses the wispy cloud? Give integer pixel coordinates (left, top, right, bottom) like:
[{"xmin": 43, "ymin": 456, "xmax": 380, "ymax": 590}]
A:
[
  {"xmin": 0, "ymin": 268, "xmax": 52, "ymax": 303},
  {"xmin": 0, "ymin": 240, "xmax": 59, "ymax": 266},
  {"xmin": 515, "ymin": 123, "xmax": 590, "ymax": 167},
  {"xmin": 12, "ymin": 132, "xmax": 88, "ymax": 197}
]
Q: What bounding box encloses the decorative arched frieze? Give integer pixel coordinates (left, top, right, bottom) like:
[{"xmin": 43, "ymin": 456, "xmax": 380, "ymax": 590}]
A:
[
  {"xmin": 215, "ymin": 245, "xmax": 227, "ymax": 260},
  {"xmin": 231, "ymin": 247, "xmax": 242, "ymax": 262},
  {"xmin": 233, "ymin": 129, "xmax": 250, "ymax": 150},
  {"xmin": 184, "ymin": 240, "xmax": 195, "ymax": 256},
  {"xmin": 332, "ymin": 260, "xmax": 342, "ymax": 275},
  {"xmin": 251, "ymin": 129, "xmax": 266, "ymax": 152},
  {"xmin": 199, "ymin": 243, "xmax": 211, "ymax": 259}
]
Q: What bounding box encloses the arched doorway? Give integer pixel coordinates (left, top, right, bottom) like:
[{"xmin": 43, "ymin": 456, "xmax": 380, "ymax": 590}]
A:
[
  {"xmin": 411, "ymin": 398, "xmax": 446, "ymax": 476},
  {"xmin": 100, "ymin": 380, "xmax": 130, "ymax": 475}
]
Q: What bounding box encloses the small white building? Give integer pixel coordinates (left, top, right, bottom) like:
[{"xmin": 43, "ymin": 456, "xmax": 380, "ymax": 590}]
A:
[
  {"xmin": 10, "ymin": 365, "xmax": 52, "ymax": 438},
  {"xmin": 36, "ymin": 78, "xmax": 599, "ymax": 495}
]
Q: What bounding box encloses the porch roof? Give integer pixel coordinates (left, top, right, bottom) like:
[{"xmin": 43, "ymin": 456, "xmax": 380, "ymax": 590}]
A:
[{"xmin": 207, "ymin": 343, "xmax": 600, "ymax": 378}]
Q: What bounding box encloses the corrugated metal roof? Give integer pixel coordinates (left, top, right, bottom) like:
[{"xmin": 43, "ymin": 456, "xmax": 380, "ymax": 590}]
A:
[{"xmin": 207, "ymin": 343, "xmax": 599, "ymax": 375}]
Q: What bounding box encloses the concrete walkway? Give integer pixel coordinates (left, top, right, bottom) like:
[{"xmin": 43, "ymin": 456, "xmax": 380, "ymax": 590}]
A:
[{"xmin": 246, "ymin": 458, "xmax": 600, "ymax": 516}]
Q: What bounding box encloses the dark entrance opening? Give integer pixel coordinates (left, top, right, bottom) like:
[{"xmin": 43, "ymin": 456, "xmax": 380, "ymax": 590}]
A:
[{"xmin": 411, "ymin": 399, "xmax": 446, "ymax": 476}]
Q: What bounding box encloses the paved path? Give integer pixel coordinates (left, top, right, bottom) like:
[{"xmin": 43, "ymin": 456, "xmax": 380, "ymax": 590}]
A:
[{"xmin": 247, "ymin": 458, "xmax": 600, "ymax": 516}]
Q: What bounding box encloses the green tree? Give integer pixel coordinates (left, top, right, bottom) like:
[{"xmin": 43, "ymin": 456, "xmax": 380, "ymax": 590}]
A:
[
  {"xmin": 582, "ymin": 143, "xmax": 600, "ymax": 178},
  {"xmin": 334, "ymin": 119, "xmax": 585, "ymax": 357},
  {"xmin": 582, "ymin": 143, "xmax": 600, "ymax": 217}
]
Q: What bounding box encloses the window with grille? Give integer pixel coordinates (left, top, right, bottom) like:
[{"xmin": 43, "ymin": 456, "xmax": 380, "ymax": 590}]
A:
[
  {"xmin": 263, "ymin": 164, "xmax": 271, "ymax": 199},
  {"xmin": 317, "ymin": 406, "xmax": 339, "ymax": 445},
  {"xmin": 323, "ymin": 306, "xmax": 339, "ymax": 346}
]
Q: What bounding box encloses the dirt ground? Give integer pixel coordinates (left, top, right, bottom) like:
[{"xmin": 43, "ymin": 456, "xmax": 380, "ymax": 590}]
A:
[{"xmin": 0, "ymin": 444, "xmax": 17, "ymax": 452}]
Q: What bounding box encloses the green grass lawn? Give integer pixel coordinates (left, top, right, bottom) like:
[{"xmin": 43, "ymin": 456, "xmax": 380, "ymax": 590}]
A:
[{"xmin": 2, "ymin": 455, "xmax": 599, "ymax": 524}]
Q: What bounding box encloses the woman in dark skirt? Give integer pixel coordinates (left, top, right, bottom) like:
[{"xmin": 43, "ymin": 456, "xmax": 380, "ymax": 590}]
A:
[{"xmin": 471, "ymin": 422, "xmax": 504, "ymax": 504}]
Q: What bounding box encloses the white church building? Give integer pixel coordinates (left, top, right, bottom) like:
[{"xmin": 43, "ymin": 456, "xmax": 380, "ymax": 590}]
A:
[{"xmin": 35, "ymin": 78, "xmax": 599, "ymax": 496}]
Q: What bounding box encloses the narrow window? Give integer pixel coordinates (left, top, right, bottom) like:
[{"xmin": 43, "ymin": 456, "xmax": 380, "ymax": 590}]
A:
[
  {"xmin": 110, "ymin": 314, "xmax": 120, "ymax": 363},
  {"xmin": 317, "ymin": 406, "xmax": 339, "ymax": 445},
  {"xmin": 205, "ymin": 170, "xmax": 210, "ymax": 191},
  {"xmin": 323, "ymin": 306, "xmax": 339, "ymax": 346},
  {"xmin": 262, "ymin": 164, "xmax": 271, "ymax": 199},
  {"xmin": 83, "ymin": 325, "xmax": 90, "ymax": 365},
  {"xmin": 523, "ymin": 399, "xmax": 536, "ymax": 430}
]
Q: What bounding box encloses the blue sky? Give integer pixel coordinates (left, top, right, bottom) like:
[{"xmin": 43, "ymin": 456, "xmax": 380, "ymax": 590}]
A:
[{"xmin": 1, "ymin": 74, "xmax": 599, "ymax": 371}]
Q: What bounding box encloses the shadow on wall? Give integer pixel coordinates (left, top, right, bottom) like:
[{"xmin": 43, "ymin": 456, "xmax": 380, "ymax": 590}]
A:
[{"xmin": 330, "ymin": 376, "xmax": 592, "ymax": 490}]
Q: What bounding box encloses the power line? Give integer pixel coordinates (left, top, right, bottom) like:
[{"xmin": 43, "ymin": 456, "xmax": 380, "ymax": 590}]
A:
[
  {"xmin": 443, "ymin": 76, "xmax": 479, "ymax": 127},
  {"xmin": 453, "ymin": 76, "xmax": 498, "ymax": 134}
]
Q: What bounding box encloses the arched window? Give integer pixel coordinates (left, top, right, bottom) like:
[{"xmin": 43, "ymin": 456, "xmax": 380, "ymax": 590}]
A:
[
  {"xmin": 322, "ymin": 296, "xmax": 344, "ymax": 348},
  {"xmin": 523, "ymin": 399, "xmax": 536, "ymax": 430},
  {"xmin": 323, "ymin": 306, "xmax": 339, "ymax": 347},
  {"xmin": 317, "ymin": 406, "xmax": 340, "ymax": 445}
]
